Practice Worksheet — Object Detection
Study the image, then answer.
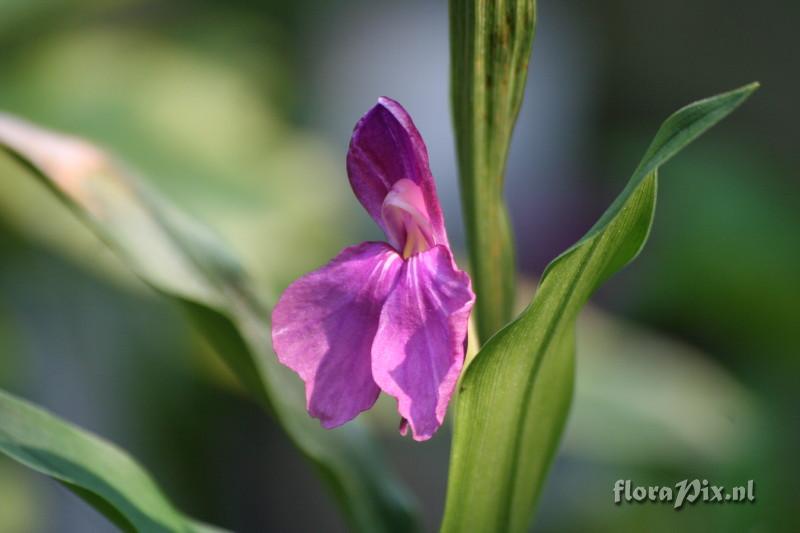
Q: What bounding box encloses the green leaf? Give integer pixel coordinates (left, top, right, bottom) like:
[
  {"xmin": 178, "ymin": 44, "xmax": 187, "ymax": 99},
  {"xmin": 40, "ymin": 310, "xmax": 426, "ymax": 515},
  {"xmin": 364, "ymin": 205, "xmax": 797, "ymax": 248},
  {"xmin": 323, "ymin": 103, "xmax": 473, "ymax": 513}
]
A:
[
  {"xmin": 0, "ymin": 387, "xmax": 222, "ymax": 532},
  {"xmin": 450, "ymin": 0, "xmax": 536, "ymax": 342},
  {"xmin": 0, "ymin": 114, "xmax": 419, "ymax": 533},
  {"xmin": 441, "ymin": 83, "xmax": 759, "ymax": 533}
]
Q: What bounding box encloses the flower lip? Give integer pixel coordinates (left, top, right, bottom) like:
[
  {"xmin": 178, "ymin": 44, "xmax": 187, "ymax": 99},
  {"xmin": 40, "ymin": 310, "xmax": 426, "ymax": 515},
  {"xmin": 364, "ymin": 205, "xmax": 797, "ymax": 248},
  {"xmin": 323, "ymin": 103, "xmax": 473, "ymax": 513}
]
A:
[{"xmin": 381, "ymin": 179, "xmax": 434, "ymax": 258}]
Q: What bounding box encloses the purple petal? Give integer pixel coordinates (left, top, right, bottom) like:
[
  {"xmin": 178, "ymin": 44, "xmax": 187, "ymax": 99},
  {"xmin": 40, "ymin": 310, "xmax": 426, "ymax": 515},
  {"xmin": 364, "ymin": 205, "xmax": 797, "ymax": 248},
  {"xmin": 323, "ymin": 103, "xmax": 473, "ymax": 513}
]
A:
[
  {"xmin": 347, "ymin": 97, "xmax": 449, "ymax": 247},
  {"xmin": 271, "ymin": 242, "xmax": 403, "ymax": 428},
  {"xmin": 371, "ymin": 246, "xmax": 475, "ymax": 441}
]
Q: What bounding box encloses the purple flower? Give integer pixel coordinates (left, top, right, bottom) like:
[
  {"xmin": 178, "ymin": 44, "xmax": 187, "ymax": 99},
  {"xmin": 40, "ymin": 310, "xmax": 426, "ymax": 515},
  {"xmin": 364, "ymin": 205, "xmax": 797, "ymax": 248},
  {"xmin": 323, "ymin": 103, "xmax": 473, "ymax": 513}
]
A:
[{"xmin": 271, "ymin": 98, "xmax": 475, "ymax": 441}]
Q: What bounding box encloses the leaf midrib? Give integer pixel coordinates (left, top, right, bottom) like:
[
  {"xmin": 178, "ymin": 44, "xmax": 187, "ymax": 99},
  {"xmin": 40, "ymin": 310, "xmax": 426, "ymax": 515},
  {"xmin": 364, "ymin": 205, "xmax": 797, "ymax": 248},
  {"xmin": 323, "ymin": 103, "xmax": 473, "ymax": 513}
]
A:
[{"xmin": 495, "ymin": 234, "xmax": 601, "ymax": 531}]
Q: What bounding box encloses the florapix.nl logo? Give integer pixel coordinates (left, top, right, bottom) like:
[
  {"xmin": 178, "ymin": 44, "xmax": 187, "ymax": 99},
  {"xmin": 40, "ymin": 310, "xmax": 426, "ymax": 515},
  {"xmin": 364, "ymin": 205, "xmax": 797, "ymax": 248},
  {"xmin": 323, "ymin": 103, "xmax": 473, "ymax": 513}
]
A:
[{"xmin": 613, "ymin": 479, "xmax": 756, "ymax": 510}]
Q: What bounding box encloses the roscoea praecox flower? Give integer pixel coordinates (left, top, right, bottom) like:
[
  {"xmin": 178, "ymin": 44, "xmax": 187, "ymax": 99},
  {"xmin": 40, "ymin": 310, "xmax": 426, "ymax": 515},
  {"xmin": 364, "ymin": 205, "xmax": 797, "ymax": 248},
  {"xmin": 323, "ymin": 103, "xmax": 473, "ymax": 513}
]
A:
[{"xmin": 271, "ymin": 98, "xmax": 475, "ymax": 441}]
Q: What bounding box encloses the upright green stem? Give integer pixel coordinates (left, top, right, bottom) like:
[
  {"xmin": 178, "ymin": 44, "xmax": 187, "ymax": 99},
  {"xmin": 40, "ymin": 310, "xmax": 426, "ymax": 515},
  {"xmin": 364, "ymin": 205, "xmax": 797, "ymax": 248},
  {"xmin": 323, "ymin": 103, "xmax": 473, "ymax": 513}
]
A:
[{"xmin": 450, "ymin": 0, "xmax": 536, "ymax": 343}]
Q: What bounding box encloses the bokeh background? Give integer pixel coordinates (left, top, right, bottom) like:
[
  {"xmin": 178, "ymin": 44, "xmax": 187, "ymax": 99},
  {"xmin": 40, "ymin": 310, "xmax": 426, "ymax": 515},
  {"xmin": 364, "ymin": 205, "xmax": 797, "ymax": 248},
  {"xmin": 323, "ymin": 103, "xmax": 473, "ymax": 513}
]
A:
[{"xmin": 0, "ymin": 0, "xmax": 797, "ymax": 531}]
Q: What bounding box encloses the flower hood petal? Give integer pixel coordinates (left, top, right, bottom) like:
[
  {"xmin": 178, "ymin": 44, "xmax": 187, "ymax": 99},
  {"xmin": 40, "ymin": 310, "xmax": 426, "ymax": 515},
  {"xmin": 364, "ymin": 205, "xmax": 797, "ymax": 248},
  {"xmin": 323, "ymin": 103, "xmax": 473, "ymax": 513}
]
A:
[
  {"xmin": 347, "ymin": 97, "xmax": 449, "ymax": 247},
  {"xmin": 371, "ymin": 245, "xmax": 475, "ymax": 440},
  {"xmin": 271, "ymin": 242, "xmax": 403, "ymax": 428}
]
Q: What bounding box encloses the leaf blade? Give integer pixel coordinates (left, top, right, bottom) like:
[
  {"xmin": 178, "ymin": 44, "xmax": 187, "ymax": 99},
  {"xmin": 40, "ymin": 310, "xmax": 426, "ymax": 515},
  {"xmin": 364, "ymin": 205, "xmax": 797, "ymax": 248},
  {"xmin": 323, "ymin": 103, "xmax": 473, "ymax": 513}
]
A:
[
  {"xmin": 0, "ymin": 388, "xmax": 207, "ymax": 532},
  {"xmin": 442, "ymin": 83, "xmax": 758, "ymax": 533}
]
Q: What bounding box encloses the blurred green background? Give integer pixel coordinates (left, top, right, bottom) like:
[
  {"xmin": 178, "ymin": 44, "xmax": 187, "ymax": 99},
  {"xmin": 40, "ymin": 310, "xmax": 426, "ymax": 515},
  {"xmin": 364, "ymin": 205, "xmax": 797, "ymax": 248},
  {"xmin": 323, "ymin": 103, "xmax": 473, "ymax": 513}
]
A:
[{"xmin": 0, "ymin": 0, "xmax": 797, "ymax": 531}]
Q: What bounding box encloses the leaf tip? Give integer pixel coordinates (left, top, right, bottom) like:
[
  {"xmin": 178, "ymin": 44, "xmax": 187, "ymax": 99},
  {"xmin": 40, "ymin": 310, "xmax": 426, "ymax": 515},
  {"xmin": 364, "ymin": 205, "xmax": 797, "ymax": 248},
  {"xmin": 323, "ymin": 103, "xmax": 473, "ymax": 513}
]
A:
[
  {"xmin": 744, "ymin": 80, "xmax": 761, "ymax": 91},
  {"xmin": 738, "ymin": 81, "xmax": 761, "ymax": 97},
  {"xmin": 728, "ymin": 81, "xmax": 760, "ymax": 105}
]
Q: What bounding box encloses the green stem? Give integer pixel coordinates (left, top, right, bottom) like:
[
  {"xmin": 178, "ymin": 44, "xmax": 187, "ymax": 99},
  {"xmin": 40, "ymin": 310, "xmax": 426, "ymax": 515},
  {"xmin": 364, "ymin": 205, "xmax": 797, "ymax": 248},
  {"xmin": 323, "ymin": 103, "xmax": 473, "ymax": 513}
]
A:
[{"xmin": 450, "ymin": 0, "xmax": 536, "ymax": 343}]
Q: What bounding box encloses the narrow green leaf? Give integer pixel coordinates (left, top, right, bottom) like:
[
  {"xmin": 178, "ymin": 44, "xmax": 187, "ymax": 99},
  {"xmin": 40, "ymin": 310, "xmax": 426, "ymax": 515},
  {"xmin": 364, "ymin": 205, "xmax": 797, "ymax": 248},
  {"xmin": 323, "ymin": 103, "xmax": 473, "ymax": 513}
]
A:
[
  {"xmin": 0, "ymin": 114, "xmax": 419, "ymax": 533},
  {"xmin": 450, "ymin": 0, "xmax": 536, "ymax": 342},
  {"xmin": 441, "ymin": 83, "xmax": 758, "ymax": 533},
  {"xmin": 0, "ymin": 388, "xmax": 220, "ymax": 532}
]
